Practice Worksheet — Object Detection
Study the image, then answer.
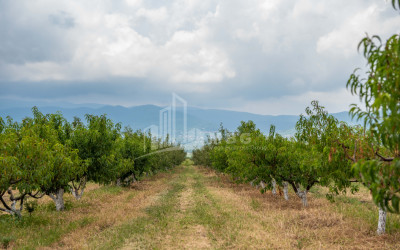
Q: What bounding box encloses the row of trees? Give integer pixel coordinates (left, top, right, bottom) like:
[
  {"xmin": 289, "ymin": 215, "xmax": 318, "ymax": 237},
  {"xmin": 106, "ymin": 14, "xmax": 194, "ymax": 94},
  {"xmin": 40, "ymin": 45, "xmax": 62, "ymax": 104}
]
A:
[
  {"xmin": 193, "ymin": 2, "xmax": 399, "ymax": 235},
  {"xmin": 0, "ymin": 108, "xmax": 186, "ymax": 216},
  {"xmin": 193, "ymin": 102, "xmax": 359, "ymax": 207},
  {"xmin": 193, "ymin": 98, "xmax": 396, "ymax": 234}
]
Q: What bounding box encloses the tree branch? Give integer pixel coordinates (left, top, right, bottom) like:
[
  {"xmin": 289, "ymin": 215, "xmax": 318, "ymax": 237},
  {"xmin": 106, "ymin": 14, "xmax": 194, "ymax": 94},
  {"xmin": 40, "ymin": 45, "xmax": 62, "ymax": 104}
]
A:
[
  {"xmin": 375, "ymin": 151, "xmax": 394, "ymax": 162},
  {"xmin": 29, "ymin": 191, "xmax": 45, "ymax": 199},
  {"xmin": 338, "ymin": 141, "xmax": 356, "ymax": 163},
  {"xmin": 306, "ymin": 180, "xmax": 319, "ymax": 191},
  {"xmin": 0, "ymin": 207, "xmax": 9, "ymax": 213},
  {"xmin": 353, "ymin": 140, "xmax": 357, "ymax": 161},
  {"xmin": 0, "ymin": 196, "xmax": 12, "ymax": 211},
  {"xmin": 48, "ymin": 193, "xmax": 56, "ymax": 200},
  {"xmin": 9, "ymin": 178, "xmax": 22, "ymax": 185},
  {"xmin": 7, "ymin": 189, "xmax": 26, "ymax": 201},
  {"xmin": 289, "ymin": 181, "xmax": 298, "ymax": 194}
]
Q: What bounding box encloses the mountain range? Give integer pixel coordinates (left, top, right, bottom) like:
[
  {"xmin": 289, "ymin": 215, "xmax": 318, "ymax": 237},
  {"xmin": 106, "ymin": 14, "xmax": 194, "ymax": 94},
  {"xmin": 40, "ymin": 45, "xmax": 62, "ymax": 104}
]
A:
[{"xmin": 0, "ymin": 101, "xmax": 360, "ymax": 151}]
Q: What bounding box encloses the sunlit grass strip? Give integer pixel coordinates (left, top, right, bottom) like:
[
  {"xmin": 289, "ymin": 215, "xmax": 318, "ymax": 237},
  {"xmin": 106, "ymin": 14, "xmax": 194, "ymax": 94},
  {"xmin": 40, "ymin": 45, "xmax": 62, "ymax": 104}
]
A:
[{"xmin": 88, "ymin": 169, "xmax": 187, "ymax": 249}]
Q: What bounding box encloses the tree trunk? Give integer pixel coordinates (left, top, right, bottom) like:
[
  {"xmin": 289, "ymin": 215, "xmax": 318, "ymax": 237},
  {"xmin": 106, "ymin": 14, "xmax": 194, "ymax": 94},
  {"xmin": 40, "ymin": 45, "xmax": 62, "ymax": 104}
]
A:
[
  {"xmin": 377, "ymin": 207, "xmax": 387, "ymax": 235},
  {"xmin": 49, "ymin": 188, "xmax": 65, "ymax": 211},
  {"xmin": 294, "ymin": 184, "xmax": 307, "ymax": 207},
  {"xmin": 71, "ymin": 177, "xmax": 86, "ymax": 200},
  {"xmin": 272, "ymin": 179, "xmax": 277, "ymax": 195},
  {"xmin": 1, "ymin": 190, "xmax": 24, "ymax": 217},
  {"xmin": 283, "ymin": 182, "xmax": 289, "ymax": 200},
  {"xmin": 300, "ymin": 191, "xmax": 307, "ymax": 207},
  {"xmin": 259, "ymin": 181, "xmax": 266, "ymax": 189},
  {"xmin": 116, "ymin": 178, "xmax": 121, "ymax": 186},
  {"xmin": 9, "ymin": 200, "xmax": 22, "ymax": 217},
  {"xmin": 6, "ymin": 208, "xmax": 21, "ymax": 217},
  {"xmin": 122, "ymin": 174, "xmax": 137, "ymax": 186},
  {"xmin": 130, "ymin": 173, "xmax": 137, "ymax": 184},
  {"xmin": 72, "ymin": 187, "xmax": 85, "ymax": 200}
]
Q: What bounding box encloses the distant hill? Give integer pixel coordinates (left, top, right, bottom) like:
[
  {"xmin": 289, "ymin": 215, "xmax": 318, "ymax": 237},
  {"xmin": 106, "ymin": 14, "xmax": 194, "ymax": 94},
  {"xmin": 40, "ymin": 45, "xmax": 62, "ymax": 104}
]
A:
[{"xmin": 0, "ymin": 103, "xmax": 360, "ymax": 151}]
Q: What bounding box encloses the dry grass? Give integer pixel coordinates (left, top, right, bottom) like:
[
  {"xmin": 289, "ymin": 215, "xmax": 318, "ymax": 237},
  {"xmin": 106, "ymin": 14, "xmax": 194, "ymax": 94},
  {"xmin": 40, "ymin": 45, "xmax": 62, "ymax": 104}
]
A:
[
  {"xmin": 0, "ymin": 171, "xmax": 173, "ymax": 249},
  {"xmin": 51, "ymin": 178, "xmax": 168, "ymax": 249},
  {"xmin": 2, "ymin": 165, "xmax": 400, "ymax": 249},
  {"xmin": 155, "ymin": 175, "xmax": 212, "ymax": 250},
  {"xmin": 178, "ymin": 180, "xmax": 194, "ymax": 214},
  {"xmin": 119, "ymin": 166, "xmax": 214, "ymax": 250},
  {"xmin": 197, "ymin": 166, "xmax": 400, "ymax": 249}
]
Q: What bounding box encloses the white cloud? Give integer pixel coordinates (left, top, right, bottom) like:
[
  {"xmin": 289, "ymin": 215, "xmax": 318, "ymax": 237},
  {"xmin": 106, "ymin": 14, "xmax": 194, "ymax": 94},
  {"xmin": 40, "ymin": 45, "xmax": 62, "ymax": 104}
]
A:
[
  {"xmin": 162, "ymin": 27, "xmax": 235, "ymax": 84},
  {"xmin": 125, "ymin": 0, "xmax": 142, "ymax": 8},
  {"xmin": 1, "ymin": 0, "xmax": 399, "ymax": 114},
  {"xmin": 317, "ymin": 4, "xmax": 400, "ymax": 57},
  {"xmin": 2, "ymin": 3, "xmax": 235, "ymax": 85},
  {"xmin": 136, "ymin": 7, "xmax": 168, "ymax": 23},
  {"xmin": 229, "ymin": 88, "xmax": 362, "ymax": 115},
  {"xmin": 6, "ymin": 61, "xmax": 68, "ymax": 81}
]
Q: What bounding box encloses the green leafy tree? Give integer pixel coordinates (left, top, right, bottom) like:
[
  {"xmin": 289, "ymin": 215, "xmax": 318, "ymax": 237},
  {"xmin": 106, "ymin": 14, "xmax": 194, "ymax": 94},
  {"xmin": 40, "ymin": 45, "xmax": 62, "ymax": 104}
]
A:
[
  {"xmin": 69, "ymin": 114, "xmax": 121, "ymax": 199},
  {"xmin": 255, "ymin": 126, "xmax": 290, "ymax": 198},
  {"xmin": 209, "ymin": 124, "xmax": 230, "ymax": 172},
  {"xmin": 225, "ymin": 121, "xmax": 265, "ymax": 184},
  {"xmin": 292, "ymin": 101, "xmax": 354, "ymax": 206},
  {"xmin": 0, "ymin": 115, "xmax": 82, "ymax": 215},
  {"xmin": 113, "ymin": 128, "xmax": 150, "ymax": 186},
  {"xmin": 0, "ymin": 118, "xmax": 26, "ymax": 217},
  {"xmin": 346, "ymin": 0, "xmax": 400, "ymax": 234},
  {"xmin": 192, "ymin": 143, "xmax": 212, "ymax": 167},
  {"xmin": 148, "ymin": 135, "xmax": 186, "ymax": 173},
  {"xmin": 28, "ymin": 108, "xmax": 86, "ymax": 211}
]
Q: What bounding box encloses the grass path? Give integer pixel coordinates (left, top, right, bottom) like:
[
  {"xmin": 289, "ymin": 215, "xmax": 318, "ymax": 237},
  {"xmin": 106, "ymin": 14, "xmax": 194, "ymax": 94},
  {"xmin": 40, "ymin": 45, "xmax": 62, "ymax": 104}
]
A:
[
  {"xmin": 2, "ymin": 164, "xmax": 400, "ymax": 249},
  {"xmin": 89, "ymin": 165, "xmax": 400, "ymax": 249},
  {"xmin": 91, "ymin": 165, "xmax": 260, "ymax": 249}
]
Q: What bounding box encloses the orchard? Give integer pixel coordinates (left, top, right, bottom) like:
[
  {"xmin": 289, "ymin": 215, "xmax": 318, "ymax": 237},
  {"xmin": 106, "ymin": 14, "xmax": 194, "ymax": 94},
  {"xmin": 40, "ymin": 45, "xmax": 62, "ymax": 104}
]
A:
[
  {"xmin": 193, "ymin": 1, "xmax": 399, "ymax": 235},
  {"xmin": 0, "ymin": 108, "xmax": 186, "ymax": 217}
]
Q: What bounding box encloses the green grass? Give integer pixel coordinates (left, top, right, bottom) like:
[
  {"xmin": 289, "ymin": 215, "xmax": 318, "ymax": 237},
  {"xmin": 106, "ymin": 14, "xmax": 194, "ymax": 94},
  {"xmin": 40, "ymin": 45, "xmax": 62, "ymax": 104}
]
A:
[
  {"xmin": 0, "ymin": 167, "xmax": 180, "ymax": 249},
  {"xmin": 88, "ymin": 168, "xmax": 186, "ymax": 249},
  {"xmin": 88, "ymin": 165, "xmax": 240, "ymax": 249},
  {"xmin": 250, "ymin": 198, "xmax": 261, "ymax": 210},
  {"xmin": 182, "ymin": 158, "xmax": 194, "ymax": 166},
  {"xmin": 125, "ymin": 192, "xmax": 136, "ymax": 201},
  {"xmin": 4, "ymin": 165, "xmax": 400, "ymax": 249},
  {"xmin": 0, "ymin": 212, "xmax": 95, "ymax": 249},
  {"xmin": 188, "ymin": 167, "xmax": 242, "ymax": 248},
  {"xmin": 309, "ymin": 185, "xmax": 400, "ymax": 233},
  {"xmin": 0, "ymin": 183, "xmax": 128, "ymax": 249},
  {"xmin": 0, "ymin": 235, "xmax": 16, "ymax": 249}
]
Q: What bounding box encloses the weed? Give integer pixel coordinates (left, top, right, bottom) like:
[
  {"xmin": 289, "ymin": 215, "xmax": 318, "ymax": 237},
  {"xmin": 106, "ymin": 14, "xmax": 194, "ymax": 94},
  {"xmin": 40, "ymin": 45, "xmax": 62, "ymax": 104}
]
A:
[
  {"xmin": 0, "ymin": 235, "xmax": 15, "ymax": 249},
  {"xmin": 250, "ymin": 198, "xmax": 261, "ymax": 210}
]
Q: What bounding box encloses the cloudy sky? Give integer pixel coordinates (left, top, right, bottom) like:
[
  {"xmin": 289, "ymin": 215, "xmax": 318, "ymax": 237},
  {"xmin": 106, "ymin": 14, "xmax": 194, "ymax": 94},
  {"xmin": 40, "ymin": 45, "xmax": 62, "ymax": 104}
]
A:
[{"xmin": 1, "ymin": 0, "xmax": 399, "ymax": 115}]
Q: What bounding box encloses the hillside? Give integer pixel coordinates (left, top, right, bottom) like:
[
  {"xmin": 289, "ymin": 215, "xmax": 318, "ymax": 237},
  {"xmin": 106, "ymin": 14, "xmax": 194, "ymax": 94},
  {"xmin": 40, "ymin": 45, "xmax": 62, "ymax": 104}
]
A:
[
  {"xmin": 0, "ymin": 103, "xmax": 359, "ymax": 151},
  {"xmin": 0, "ymin": 104, "xmax": 358, "ymax": 132}
]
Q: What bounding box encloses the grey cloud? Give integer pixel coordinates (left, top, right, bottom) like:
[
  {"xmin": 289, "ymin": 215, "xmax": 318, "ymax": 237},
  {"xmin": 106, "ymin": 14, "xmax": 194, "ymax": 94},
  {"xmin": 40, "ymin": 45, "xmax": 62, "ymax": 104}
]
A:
[
  {"xmin": 0, "ymin": 2, "xmax": 74, "ymax": 65},
  {"xmin": 0, "ymin": 0, "xmax": 398, "ymax": 114},
  {"xmin": 48, "ymin": 11, "xmax": 75, "ymax": 29}
]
